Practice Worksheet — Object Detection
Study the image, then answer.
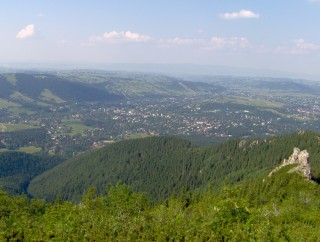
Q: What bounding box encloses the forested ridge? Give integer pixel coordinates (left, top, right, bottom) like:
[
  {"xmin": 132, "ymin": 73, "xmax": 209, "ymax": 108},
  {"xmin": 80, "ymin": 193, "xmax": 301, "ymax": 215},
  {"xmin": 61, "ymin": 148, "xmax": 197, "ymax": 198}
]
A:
[
  {"xmin": 1, "ymin": 131, "xmax": 320, "ymax": 240},
  {"xmin": 28, "ymin": 137, "xmax": 201, "ymax": 202},
  {"xmin": 28, "ymin": 131, "xmax": 320, "ymax": 203}
]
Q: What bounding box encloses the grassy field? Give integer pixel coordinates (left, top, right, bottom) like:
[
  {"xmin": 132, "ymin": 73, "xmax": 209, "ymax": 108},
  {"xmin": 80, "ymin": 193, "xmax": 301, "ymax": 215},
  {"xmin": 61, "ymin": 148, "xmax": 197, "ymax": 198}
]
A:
[
  {"xmin": 5, "ymin": 74, "xmax": 17, "ymax": 85},
  {"xmin": 0, "ymin": 99, "xmax": 21, "ymax": 108},
  {"xmin": 17, "ymin": 146, "xmax": 42, "ymax": 154},
  {"xmin": 10, "ymin": 92, "xmax": 35, "ymax": 102},
  {"xmin": 62, "ymin": 119, "xmax": 92, "ymax": 135},
  {"xmin": 41, "ymin": 89, "xmax": 65, "ymax": 103},
  {"xmin": 0, "ymin": 123, "xmax": 35, "ymax": 132},
  {"xmin": 10, "ymin": 92, "xmax": 49, "ymax": 107},
  {"xmin": 0, "ymin": 146, "xmax": 41, "ymax": 154},
  {"xmin": 217, "ymin": 96, "xmax": 283, "ymax": 109},
  {"xmin": 0, "ymin": 98, "xmax": 35, "ymax": 115},
  {"xmin": 125, "ymin": 133, "xmax": 152, "ymax": 140}
]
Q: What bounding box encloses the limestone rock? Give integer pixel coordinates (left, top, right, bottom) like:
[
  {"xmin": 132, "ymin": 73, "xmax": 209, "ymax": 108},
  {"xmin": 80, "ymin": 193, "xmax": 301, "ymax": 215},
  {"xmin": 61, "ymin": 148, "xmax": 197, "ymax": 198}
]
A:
[
  {"xmin": 238, "ymin": 140, "xmax": 247, "ymax": 149},
  {"xmin": 268, "ymin": 148, "xmax": 312, "ymax": 180}
]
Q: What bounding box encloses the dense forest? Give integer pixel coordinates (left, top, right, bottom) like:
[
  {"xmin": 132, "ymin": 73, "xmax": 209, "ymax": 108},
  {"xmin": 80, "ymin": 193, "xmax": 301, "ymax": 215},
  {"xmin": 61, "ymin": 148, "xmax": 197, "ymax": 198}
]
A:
[
  {"xmin": 0, "ymin": 152, "xmax": 63, "ymax": 195},
  {"xmin": 1, "ymin": 169, "xmax": 320, "ymax": 241},
  {"xmin": 0, "ymin": 128, "xmax": 48, "ymax": 150},
  {"xmin": 1, "ymin": 131, "xmax": 320, "ymax": 240},
  {"xmin": 28, "ymin": 131, "xmax": 320, "ymax": 203}
]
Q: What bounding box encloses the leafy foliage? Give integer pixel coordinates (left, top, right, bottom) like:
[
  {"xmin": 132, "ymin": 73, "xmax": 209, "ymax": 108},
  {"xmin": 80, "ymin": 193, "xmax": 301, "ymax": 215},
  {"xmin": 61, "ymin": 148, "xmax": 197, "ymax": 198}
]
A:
[{"xmin": 1, "ymin": 171, "xmax": 320, "ymax": 241}]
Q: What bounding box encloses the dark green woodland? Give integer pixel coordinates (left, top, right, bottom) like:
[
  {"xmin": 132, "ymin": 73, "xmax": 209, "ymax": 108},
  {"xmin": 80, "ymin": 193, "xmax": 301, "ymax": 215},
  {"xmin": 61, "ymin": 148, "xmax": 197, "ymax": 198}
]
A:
[
  {"xmin": 28, "ymin": 131, "xmax": 320, "ymax": 203},
  {"xmin": 1, "ymin": 168, "xmax": 320, "ymax": 241},
  {"xmin": 1, "ymin": 131, "xmax": 320, "ymax": 240}
]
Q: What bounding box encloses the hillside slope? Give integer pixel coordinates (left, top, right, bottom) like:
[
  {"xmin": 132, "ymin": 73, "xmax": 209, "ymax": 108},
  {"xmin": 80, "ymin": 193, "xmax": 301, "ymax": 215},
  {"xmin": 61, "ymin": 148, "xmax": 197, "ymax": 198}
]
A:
[
  {"xmin": 28, "ymin": 137, "xmax": 201, "ymax": 202},
  {"xmin": 0, "ymin": 152, "xmax": 63, "ymax": 195},
  {"xmin": 58, "ymin": 71, "xmax": 226, "ymax": 97},
  {"xmin": 3, "ymin": 162, "xmax": 320, "ymax": 241},
  {"xmin": 28, "ymin": 131, "xmax": 320, "ymax": 202},
  {"xmin": 0, "ymin": 73, "xmax": 122, "ymax": 103}
]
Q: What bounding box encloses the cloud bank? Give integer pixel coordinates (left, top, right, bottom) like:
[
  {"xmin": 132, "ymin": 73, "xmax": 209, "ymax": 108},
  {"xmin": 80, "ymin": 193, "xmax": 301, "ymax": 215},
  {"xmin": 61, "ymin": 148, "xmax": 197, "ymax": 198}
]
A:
[
  {"xmin": 16, "ymin": 24, "xmax": 35, "ymax": 39},
  {"xmin": 166, "ymin": 37, "xmax": 205, "ymax": 46},
  {"xmin": 209, "ymin": 37, "xmax": 250, "ymax": 49},
  {"xmin": 275, "ymin": 38, "xmax": 320, "ymax": 54},
  {"xmin": 294, "ymin": 38, "xmax": 320, "ymax": 51},
  {"xmin": 220, "ymin": 10, "xmax": 260, "ymax": 20},
  {"xmin": 90, "ymin": 31, "xmax": 151, "ymax": 43}
]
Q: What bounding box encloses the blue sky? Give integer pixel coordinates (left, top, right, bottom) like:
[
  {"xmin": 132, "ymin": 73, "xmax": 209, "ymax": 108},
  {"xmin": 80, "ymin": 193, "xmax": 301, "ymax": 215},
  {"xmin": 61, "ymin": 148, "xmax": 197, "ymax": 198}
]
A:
[{"xmin": 1, "ymin": 0, "xmax": 320, "ymax": 77}]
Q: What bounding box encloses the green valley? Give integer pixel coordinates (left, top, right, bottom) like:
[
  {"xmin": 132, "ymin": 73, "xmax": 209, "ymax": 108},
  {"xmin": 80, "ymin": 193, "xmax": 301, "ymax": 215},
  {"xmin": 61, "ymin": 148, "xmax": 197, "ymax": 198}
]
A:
[{"xmin": 1, "ymin": 71, "xmax": 320, "ymax": 240}]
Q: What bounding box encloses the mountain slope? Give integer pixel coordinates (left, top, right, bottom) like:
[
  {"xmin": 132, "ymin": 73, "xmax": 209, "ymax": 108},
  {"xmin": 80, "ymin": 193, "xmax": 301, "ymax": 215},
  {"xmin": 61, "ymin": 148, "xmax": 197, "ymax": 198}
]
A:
[
  {"xmin": 28, "ymin": 137, "xmax": 201, "ymax": 202},
  {"xmin": 0, "ymin": 152, "xmax": 63, "ymax": 195},
  {"xmin": 3, "ymin": 161, "xmax": 320, "ymax": 241},
  {"xmin": 28, "ymin": 131, "xmax": 320, "ymax": 202},
  {"xmin": 58, "ymin": 71, "xmax": 226, "ymax": 97},
  {"xmin": 0, "ymin": 73, "xmax": 123, "ymax": 103}
]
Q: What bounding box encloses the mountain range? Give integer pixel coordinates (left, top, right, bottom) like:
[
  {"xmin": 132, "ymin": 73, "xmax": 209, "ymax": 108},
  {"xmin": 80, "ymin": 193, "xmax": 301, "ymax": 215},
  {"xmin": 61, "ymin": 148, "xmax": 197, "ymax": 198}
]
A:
[{"xmin": 0, "ymin": 73, "xmax": 122, "ymax": 104}]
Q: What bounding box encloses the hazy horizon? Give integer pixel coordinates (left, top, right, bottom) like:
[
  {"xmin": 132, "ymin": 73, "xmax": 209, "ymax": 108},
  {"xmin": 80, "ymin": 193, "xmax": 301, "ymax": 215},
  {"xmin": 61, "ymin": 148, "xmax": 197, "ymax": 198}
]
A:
[
  {"xmin": 1, "ymin": 1, "xmax": 320, "ymax": 79},
  {"xmin": 1, "ymin": 62, "xmax": 319, "ymax": 82}
]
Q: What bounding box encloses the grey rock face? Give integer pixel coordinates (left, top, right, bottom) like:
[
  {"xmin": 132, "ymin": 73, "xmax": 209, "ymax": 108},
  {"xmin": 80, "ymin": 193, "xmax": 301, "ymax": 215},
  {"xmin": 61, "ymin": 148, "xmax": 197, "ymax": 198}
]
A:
[{"xmin": 268, "ymin": 148, "xmax": 312, "ymax": 180}]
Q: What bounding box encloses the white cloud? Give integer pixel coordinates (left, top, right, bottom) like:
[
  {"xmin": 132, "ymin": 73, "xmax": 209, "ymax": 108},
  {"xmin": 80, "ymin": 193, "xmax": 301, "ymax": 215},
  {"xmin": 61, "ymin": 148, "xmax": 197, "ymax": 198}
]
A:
[
  {"xmin": 90, "ymin": 30, "xmax": 151, "ymax": 43},
  {"xmin": 308, "ymin": 0, "xmax": 320, "ymax": 3},
  {"xmin": 208, "ymin": 37, "xmax": 250, "ymax": 49},
  {"xmin": 159, "ymin": 36, "xmax": 250, "ymax": 51},
  {"xmin": 220, "ymin": 10, "xmax": 260, "ymax": 20},
  {"xmin": 124, "ymin": 31, "xmax": 151, "ymax": 42},
  {"xmin": 57, "ymin": 39, "xmax": 67, "ymax": 45},
  {"xmin": 166, "ymin": 37, "xmax": 205, "ymax": 46},
  {"xmin": 294, "ymin": 38, "xmax": 320, "ymax": 50},
  {"xmin": 275, "ymin": 39, "xmax": 320, "ymax": 54},
  {"xmin": 16, "ymin": 24, "xmax": 35, "ymax": 39}
]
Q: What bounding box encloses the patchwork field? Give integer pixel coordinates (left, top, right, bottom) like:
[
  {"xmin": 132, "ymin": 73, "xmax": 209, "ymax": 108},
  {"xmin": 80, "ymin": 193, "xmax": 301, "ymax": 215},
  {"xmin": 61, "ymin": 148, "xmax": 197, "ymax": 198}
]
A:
[
  {"xmin": 0, "ymin": 123, "xmax": 35, "ymax": 132},
  {"xmin": 62, "ymin": 119, "xmax": 92, "ymax": 135}
]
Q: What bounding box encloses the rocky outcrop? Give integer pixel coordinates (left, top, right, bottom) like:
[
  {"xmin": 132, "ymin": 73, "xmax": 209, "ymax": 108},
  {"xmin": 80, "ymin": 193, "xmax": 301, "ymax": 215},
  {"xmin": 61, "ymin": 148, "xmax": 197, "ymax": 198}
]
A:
[
  {"xmin": 238, "ymin": 140, "xmax": 247, "ymax": 149},
  {"xmin": 238, "ymin": 140, "xmax": 261, "ymax": 150},
  {"xmin": 268, "ymin": 148, "xmax": 312, "ymax": 180}
]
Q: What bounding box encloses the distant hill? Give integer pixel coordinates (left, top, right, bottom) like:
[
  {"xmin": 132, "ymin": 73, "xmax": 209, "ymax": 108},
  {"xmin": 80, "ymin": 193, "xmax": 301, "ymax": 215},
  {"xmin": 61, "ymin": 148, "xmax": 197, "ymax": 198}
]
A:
[
  {"xmin": 28, "ymin": 131, "xmax": 320, "ymax": 202},
  {"xmin": 185, "ymin": 75, "xmax": 320, "ymax": 94},
  {"xmin": 249, "ymin": 79, "xmax": 317, "ymax": 93},
  {"xmin": 0, "ymin": 73, "xmax": 123, "ymax": 103},
  {"xmin": 57, "ymin": 71, "xmax": 226, "ymax": 97}
]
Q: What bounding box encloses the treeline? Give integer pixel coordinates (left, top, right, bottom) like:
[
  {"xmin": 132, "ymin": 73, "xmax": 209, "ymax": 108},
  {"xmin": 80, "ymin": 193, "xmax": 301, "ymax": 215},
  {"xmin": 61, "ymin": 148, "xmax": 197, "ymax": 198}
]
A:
[
  {"xmin": 28, "ymin": 131, "xmax": 320, "ymax": 203},
  {"xmin": 0, "ymin": 128, "xmax": 48, "ymax": 150},
  {"xmin": 0, "ymin": 152, "xmax": 64, "ymax": 195},
  {"xmin": 1, "ymin": 169, "xmax": 320, "ymax": 241}
]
